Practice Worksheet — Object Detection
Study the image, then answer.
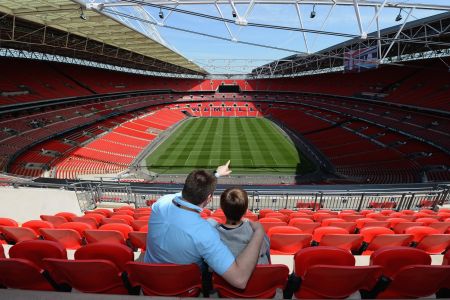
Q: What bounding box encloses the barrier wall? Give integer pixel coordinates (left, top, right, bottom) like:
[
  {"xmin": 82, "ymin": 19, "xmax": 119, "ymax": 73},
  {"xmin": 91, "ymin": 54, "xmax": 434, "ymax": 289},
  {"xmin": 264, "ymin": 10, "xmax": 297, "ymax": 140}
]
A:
[{"xmin": 0, "ymin": 187, "xmax": 82, "ymax": 223}]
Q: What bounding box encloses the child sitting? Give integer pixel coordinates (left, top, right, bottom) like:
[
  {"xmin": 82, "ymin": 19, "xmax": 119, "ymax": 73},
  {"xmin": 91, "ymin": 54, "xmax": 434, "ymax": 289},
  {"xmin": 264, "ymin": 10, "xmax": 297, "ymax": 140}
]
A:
[{"xmin": 209, "ymin": 187, "xmax": 270, "ymax": 264}]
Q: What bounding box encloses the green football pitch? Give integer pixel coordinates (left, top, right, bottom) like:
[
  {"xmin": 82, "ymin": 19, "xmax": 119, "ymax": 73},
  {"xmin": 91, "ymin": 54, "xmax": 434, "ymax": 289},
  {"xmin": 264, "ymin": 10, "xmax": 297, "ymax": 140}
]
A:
[{"xmin": 145, "ymin": 118, "xmax": 315, "ymax": 175}]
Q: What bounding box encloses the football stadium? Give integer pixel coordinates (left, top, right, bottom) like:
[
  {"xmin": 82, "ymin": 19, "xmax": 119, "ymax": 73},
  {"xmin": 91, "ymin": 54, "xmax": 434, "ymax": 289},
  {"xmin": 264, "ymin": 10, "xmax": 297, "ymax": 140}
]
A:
[{"xmin": 0, "ymin": 0, "xmax": 449, "ymax": 298}]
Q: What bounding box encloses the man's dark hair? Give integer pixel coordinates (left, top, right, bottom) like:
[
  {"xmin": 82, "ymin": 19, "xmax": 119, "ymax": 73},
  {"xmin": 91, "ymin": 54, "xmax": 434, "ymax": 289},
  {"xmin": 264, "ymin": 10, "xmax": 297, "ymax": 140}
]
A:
[
  {"xmin": 220, "ymin": 187, "xmax": 248, "ymax": 223},
  {"xmin": 182, "ymin": 170, "xmax": 217, "ymax": 205}
]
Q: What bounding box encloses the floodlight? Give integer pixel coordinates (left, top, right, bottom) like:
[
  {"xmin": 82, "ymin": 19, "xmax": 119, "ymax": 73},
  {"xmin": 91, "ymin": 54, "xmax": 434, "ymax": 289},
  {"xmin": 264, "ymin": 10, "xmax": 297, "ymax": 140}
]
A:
[
  {"xmin": 395, "ymin": 9, "xmax": 402, "ymax": 22},
  {"xmin": 310, "ymin": 5, "xmax": 316, "ymax": 18},
  {"xmin": 159, "ymin": 8, "xmax": 164, "ymax": 19},
  {"xmin": 232, "ymin": 10, "xmax": 237, "ymax": 18}
]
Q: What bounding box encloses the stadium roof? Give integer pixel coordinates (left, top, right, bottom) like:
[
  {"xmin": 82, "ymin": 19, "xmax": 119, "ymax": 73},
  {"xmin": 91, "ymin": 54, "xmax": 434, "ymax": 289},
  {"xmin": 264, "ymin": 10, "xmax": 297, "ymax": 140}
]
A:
[
  {"xmin": 251, "ymin": 12, "xmax": 450, "ymax": 77},
  {"xmin": 0, "ymin": 0, "xmax": 207, "ymax": 76}
]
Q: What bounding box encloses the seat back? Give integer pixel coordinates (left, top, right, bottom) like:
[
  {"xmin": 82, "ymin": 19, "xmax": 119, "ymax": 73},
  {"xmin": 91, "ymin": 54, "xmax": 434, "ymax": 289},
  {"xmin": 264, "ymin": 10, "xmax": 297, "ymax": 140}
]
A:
[
  {"xmin": 22, "ymin": 220, "xmax": 54, "ymax": 235},
  {"xmin": 9, "ymin": 240, "xmax": 67, "ymax": 269},
  {"xmin": 359, "ymin": 227, "xmax": 394, "ymax": 243},
  {"xmin": 405, "ymin": 226, "xmax": 440, "ymax": 243},
  {"xmin": 40, "ymin": 228, "xmax": 83, "ymax": 250},
  {"xmin": 270, "ymin": 234, "xmax": 312, "ymax": 254},
  {"xmin": 312, "ymin": 226, "xmax": 348, "ymax": 243},
  {"xmin": 40, "ymin": 215, "xmax": 67, "ymax": 227},
  {"xmin": 0, "ymin": 226, "xmax": 38, "ymax": 243},
  {"xmin": 213, "ymin": 264, "xmax": 289, "ymax": 298},
  {"xmin": 70, "ymin": 216, "xmax": 98, "ymax": 228},
  {"xmin": 377, "ymin": 265, "xmax": 450, "ymax": 298},
  {"xmin": 128, "ymin": 232, "xmax": 147, "ymax": 251},
  {"xmin": 98, "ymin": 223, "xmax": 133, "ymax": 239},
  {"xmin": 125, "ymin": 262, "xmax": 202, "ymax": 297},
  {"xmin": 0, "ymin": 217, "xmax": 18, "ymax": 227},
  {"xmin": 289, "ymin": 221, "xmax": 320, "ymax": 234},
  {"xmin": 258, "ymin": 209, "xmax": 275, "ymax": 219},
  {"xmin": 267, "ymin": 225, "xmax": 302, "ymax": 237},
  {"xmin": 55, "ymin": 212, "xmax": 77, "ymax": 221},
  {"xmin": 327, "ymin": 221, "xmax": 357, "ymax": 233},
  {"xmin": 57, "ymin": 222, "xmax": 93, "ymax": 234},
  {"xmin": 366, "ymin": 234, "xmax": 413, "ymax": 253},
  {"xmin": 295, "ymin": 265, "xmax": 382, "ymax": 299},
  {"xmin": 319, "ymin": 234, "xmax": 363, "ymax": 251},
  {"xmin": 393, "ymin": 221, "xmax": 423, "ymax": 233},
  {"xmin": 320, "ymin": 218, "xmax": 345, "ymax": 227},
  {"xmin": 84, "ymin": 229, "xmax": 126, "ymax": 244},
  {"xmin": 0, "ymin": 258, "xmax": 55, "ymax": 291},
  {"xmin": 294, "ymin": 246, "xmax": 355, "ymax": 277},
  {"xmin": 43, "ymin": 258, "xmax": 129, "ymax": 294},
  {"xmin": 416, "ymin": 234, "xmax": 450, "ymax": 254},
  {"xmin": 289, "ymin": 213, "xmax": 313, "ymax": 221},
  {"xmin": 415, "ymin": 217, "xmax": 439, "ymax": 226},
  {"xmin": 370, "ymin": 246, "xmax": 431, "ymax": 277},
  {"xmin": 264, "ymin": 213, "xmax": 288, "ymax": 223},
  {"xmin": 75, "ymin": 243, "xmax": 133, "ymax": 271},
  {"xmin": 110, "ymin": 215, "xmax": 134, "ymax": 225},
  {"xmin": 428, "ymin": 222, "xmax": 450, "ymax": 233}
]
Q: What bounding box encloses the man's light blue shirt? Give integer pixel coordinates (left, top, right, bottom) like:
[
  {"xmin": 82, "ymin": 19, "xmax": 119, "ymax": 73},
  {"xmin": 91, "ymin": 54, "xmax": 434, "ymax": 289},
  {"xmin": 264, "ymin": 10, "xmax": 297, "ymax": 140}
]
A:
[{"xmin": 144, "ymin": 193, "xmax": 235, "ymax": 275}]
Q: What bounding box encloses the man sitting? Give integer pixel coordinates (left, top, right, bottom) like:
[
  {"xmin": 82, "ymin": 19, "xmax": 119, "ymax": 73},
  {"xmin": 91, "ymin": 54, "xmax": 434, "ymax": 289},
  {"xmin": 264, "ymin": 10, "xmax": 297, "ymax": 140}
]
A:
[{"xmin": 144, "ymin": 161, "xmax": 265, "ymax": 289}]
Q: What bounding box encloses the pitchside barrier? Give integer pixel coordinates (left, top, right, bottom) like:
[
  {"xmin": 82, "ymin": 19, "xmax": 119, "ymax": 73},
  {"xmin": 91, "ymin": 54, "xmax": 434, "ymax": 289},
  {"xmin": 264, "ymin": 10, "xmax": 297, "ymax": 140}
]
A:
[{"xmin": 68, "ymin": 181, "xmax": 450, "ymax": 212}]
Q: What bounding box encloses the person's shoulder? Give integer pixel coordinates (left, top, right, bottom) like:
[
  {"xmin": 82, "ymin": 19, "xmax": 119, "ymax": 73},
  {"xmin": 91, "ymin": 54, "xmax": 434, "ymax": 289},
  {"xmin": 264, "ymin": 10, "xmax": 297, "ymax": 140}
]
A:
[{"xmin": 154, "ymin": 192, "xmax": 180, "ymax": 206}]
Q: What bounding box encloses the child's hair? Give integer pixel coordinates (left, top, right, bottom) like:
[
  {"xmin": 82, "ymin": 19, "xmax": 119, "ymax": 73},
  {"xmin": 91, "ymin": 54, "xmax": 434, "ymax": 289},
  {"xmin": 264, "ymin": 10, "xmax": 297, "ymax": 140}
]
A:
[{"xmin": 220, "ymin": 187, "xmax": 248, "ymax": 223}]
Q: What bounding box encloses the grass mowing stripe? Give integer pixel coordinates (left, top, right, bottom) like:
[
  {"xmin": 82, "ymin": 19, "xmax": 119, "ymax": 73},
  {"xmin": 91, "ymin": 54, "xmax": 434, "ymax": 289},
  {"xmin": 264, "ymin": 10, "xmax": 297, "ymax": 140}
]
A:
[
  {"xmin": 244, "ymin": 119, "xmax": 277, "ymax": 167},
  {"xmin": 261, "ymin": 120, "xmax": 299, "ymax": 164},
  {"xmin": 194, "ymin": 118, "xmax": 218, "ymax": 168}
]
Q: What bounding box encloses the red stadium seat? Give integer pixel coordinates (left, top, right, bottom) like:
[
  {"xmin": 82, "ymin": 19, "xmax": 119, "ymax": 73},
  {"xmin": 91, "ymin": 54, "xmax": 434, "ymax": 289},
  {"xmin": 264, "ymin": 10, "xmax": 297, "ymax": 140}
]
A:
[
  {"xmin": 92, "ymin": 209, "xmax": 113, "ymax": 217},
  {"xmin": 0, "ymin": 258, "xmax": 56, "ymax": 291},
  {"xmin": 0, "ymin": 217, "xmax": 18, "ymax": 227},
  {"xmin": 320, "ymin": 218, "xmax": 345, "ymax": 227},
  {"xmin": 43, "ymin": 258, "xmax": 129, "ymax": 294},
  {"xmin": 416, "ymin": 234, "xmax": 450, "ymax": 254},
  {"xmin": 84, "ymin": 229, "xmax": 126, "ymax": 244},
  {"xmin": 82, "ymin": 213, "xmax": 105, "ymax": 225},
  {"xmin": 267, "ymin": 226, "xmax": 311, "ymax": 254},
  {"xmin": 386, "ymin": 217, "xmax": 409, "ymax": 228},
  {"xmin": 359, "ymin": 227, "xmax": 413, "ymax": 255},
  {"xmin": 57, "ymin": 221, "xmax": 93, "ymax": 234},
  {"xmin": 327, "ymin": 221, "xmax": 357, "ymax": 233},
  {"xmin": 133, "ymin": 213, "xmax": 151, "ymax": 220},
  {"xmin": 125, "ymin": 262, "xmax": 202, "ymax": 297},
  {"xmin": 428, "ymin": 222, "xmax": 450, "ymax": 233},
  {"xmin": 128, "ymin": 232, "xmax": 147, "ymax": 251},
  {"xmin": 40, "ymin": 228, "xmax": 84, "ymax": 250},
  {"xmin": 340, "ymin": 214, "xmax": 363, "ymax": 222},
  {"xmin": 112, "ymin": 210, "xmax": 134, "ymax": 216},
  {"xmin": 9, "ymin": 240, "xmax": 67, "ymax": 269},
  {"xmin": 75, "ymin": 243, "xmax": 133, "ymax": 271},
  {"xmin": 98, "ymin": 223, "xmax": 133, "ymax": 239},
  {"xmin": 312, "ymin": 226, "xmax": 348, "ymax": 243},
  {"xmin": 110, "ymin": 214, "xmax": 134, "ymax": 225},
  {"xmin": 312, "ymin": 213, "xmax": 334, "ymax": 223},
  {"xmin": 101, "ymin": 218, "xmax": 128, "ymax": 225},
  {"xmin": 376, "ymin": 265, "xmax": 450, "ymax": 298},
  {"xmin": 131, "ymin": 220, "xmax": 148, "ymax": 231},
  {"xmin": 0, "ymin": 243, "xmax": 4, "ymax": 258},
  {"xmin": 22, "ymin": 220, "xmax": 54, "ymax": 235},
  {"xmin": 258, "ymin": 218, "xmax": 287, "ymax": 233},
  {"xmin": 278, "ymin": 209, "xmax": 294, "ymax": 216},
  {"xmin": 258, "ymin": 209, "xmax": 275, "ymax": 219},
  {"xmin": 264, "ymin": 213, "xmax": 288, "ymax": 223},
  {"xmin": 213, "ymin": 264, "xmax": 289, "ymax": 298},
  {"xmin": 289, "ymin": 219, "xmax": 320, "ymax": 233},
  {"xmin": 393, "ymin": 221, "xmax": 423, "ymax": 233},
  {"xmin": 288, "ymin": 212, "xmax": 314, "ymax": 221},
  {"xmin": 319, "ymin": 234, "xmax": 363, "ymax": 252},
  {"xmin": 40, "ymin": 215, "xmax": 67, "ymax": 227},
  {"xmin": 415, "ymin": 217, "xmax": 439, "ymax": 226},
  {"xmin": 70, "ymin": 216, "xmax": 99, "ymax": 228},
  {"xmin": 1, "ymin": 226, "xmax": 38, "ymax": 243},
  {"xmin": 55, "ymin": 212, "xmax": 77, "ymax": 221},
  {"xmin": 404, "ymin": 226, "xmax": 440, "ymax": 243},
  {"xmin": 114, "ymin": 206, "xmax": 135, "ymax": 212},
  {"xmin": 370, "ymin": 246, "xmax": 431, "ymax": 277},
  {"xmin": 293, "ymin": 247, "xmax": 381, "ymax": 298}
]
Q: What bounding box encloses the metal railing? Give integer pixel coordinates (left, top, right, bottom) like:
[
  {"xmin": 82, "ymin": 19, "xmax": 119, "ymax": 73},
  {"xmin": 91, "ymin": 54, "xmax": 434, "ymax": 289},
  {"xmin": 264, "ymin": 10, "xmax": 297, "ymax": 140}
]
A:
[{"xmin": 70, "ymin": 182, "xmax": 449, "ymax": 212}]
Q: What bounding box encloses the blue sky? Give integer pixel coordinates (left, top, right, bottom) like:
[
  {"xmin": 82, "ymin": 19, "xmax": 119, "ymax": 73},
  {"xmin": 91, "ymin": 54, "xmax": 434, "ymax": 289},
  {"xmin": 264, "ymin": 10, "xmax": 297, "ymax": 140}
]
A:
[{"xmin": 97, "ymin": 0, "xmax": 446, "ymax": 74}]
